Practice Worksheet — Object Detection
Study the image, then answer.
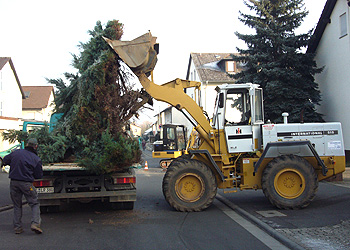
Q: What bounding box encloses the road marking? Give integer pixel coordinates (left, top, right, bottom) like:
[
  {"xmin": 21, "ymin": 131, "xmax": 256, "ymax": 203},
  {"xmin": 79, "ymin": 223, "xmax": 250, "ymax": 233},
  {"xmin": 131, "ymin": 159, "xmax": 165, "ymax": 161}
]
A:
[
  {"xmin": 214, "ymin": 199, "xmax": 290, "ymax": 250},
  {"xmin": 256, "ymin": 210, "xmax": 287, "ymax": 218},
  {"xmin": 329, "ymin": 182, "xmax": 350, "ymax": 189}
]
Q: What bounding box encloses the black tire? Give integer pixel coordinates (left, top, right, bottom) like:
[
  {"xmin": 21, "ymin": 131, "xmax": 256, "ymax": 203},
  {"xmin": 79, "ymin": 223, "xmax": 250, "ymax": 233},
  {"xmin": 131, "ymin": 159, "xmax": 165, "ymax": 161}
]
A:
[
  {"xmin": 0, "ymin": 158, "xmax": 3, "ymax": 167},
  {"xmin": 162, "ymin": 158, "xmax": 217, "ymax": 212},
  {"xmin": 159, "ymin": 159, "xmax": 171, "ymax": 169},
  {"xmin": 262, "ymin": 155, "xmax": 318, "ymax": 209}
]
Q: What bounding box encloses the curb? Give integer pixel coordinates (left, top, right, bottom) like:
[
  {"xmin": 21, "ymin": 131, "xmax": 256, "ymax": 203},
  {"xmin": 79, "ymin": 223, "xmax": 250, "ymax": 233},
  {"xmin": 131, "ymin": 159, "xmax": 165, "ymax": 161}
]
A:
[
  {"xmin": 0, "ymin": 204, "xmax": 14, "ymax": 212},
  {"xmin": 216, "ymin": 194, "xmax": 305, "ymax": 250},
  {"xmin": 0, "ymin": 202, "xmax": 27, "ymax": 213}
]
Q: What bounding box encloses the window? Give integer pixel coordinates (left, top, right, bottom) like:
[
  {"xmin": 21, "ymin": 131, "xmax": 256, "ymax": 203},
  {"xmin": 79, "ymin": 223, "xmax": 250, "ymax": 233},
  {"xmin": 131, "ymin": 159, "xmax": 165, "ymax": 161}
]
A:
[
  {"xmin": 166, "ymin": 127, "xmax": 175, "ymax": 140},
  {"xmin": 225, "ymin": 90, "xmax": 250, "ymax": 125},
  {"xmin": 340, "ymin": 13, "xmax": 348, "ymax": 38},
  {"xmin": 176, "ymin": 127, "xmax": 186, "ymax": 150},
  {"xmin": 226, "ymin": 61, "xmax": 235, "ymax": 74},
  {"xmin": 254, "ymin": 89, "xmax": 263, "ymax": 123}
]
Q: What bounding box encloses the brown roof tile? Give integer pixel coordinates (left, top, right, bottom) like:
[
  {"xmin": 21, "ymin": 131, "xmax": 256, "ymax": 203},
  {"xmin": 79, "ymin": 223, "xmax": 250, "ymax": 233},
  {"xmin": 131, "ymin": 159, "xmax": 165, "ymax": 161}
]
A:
[
  {"xmin": 189, "ymin": 53, "xmax": 239, "ymax": 82},
  {"xmin": 22, "ymin": 86, "xmax": 54, "ymax": 109},
  {"xmin": 0, "ymin": 57, "xmax": 11, "ymax": 70}
]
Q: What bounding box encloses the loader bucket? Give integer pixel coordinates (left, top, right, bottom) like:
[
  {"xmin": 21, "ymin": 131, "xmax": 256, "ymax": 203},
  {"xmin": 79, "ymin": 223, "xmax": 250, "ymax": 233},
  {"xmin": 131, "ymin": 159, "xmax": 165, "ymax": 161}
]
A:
[{"xmin": 103, "ymin": 32, "xmax": 158, "ymax": 76}]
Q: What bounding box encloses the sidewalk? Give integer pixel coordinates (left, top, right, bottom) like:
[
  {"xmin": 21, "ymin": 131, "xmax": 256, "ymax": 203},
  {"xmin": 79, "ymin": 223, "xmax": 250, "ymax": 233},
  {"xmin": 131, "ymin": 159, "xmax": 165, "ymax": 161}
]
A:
[
  {"xmin": 276, "ymin": 167, "xmax": 350, "ymax": 249},
  {"xmin": 329, "ymin": 167, "xmax": 350, "ymax": 188}
]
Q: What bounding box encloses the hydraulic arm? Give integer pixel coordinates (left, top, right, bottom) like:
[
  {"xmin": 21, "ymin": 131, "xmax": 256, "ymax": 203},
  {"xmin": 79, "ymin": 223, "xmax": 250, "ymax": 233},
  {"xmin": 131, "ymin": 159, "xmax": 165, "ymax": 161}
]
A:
[{"xmin": 104, "ymin": 32, "xmax": 214, "ymax": 150}]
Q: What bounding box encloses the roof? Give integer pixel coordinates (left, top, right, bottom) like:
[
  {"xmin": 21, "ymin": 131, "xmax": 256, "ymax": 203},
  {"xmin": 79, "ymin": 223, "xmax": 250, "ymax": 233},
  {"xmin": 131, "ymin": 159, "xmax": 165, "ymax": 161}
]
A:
[
  {"xmin": 22, "ymin": 86, "xmax": 54, "ymax": 109},
  {"xmin": 0, "ymin": 57, "xmax": 26, "ymax": 99},
  {"xmin": 187, "ymin": 53, "xmax": 238, "ymax": 82},
  {"xmin": 307, "ymin": 0, "xmax": 337, "ymax": 53}
]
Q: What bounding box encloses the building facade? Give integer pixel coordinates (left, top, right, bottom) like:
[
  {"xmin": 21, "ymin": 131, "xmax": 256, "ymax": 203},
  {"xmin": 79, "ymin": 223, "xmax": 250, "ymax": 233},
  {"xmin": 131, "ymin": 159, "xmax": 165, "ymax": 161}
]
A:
[
  {"xmin": 0, "ymin": 57, "xmax": 25, "ymax": 150},
  {"xmin": 22, "ymin": 86, "xmax": 55, "ymax": 122},
  {"xmin": 308, "ymin": 0, "xmax": 350, "ymax": 153}
]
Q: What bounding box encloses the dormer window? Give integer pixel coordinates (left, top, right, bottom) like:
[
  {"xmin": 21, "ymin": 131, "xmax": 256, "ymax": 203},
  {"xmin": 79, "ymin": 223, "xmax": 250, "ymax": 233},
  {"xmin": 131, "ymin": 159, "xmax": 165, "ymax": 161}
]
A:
[{"xmin": 226, "ymin": 61, "xmax": 236, "ymax": 74}]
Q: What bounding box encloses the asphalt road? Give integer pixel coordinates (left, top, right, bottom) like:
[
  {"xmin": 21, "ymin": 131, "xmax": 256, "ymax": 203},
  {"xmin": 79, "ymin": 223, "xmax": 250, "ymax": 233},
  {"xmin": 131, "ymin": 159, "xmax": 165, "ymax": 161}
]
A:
[
  {"xmin": 1, "ymin": 149, "xmax": 349, "ymax": 249},
  {"xmin": 0, "ymin": 157, "xmax": 286, "ymax": 250},
  {"xmin": 0, "ymin": 169, "xmax": 11, "ymax": 208}
]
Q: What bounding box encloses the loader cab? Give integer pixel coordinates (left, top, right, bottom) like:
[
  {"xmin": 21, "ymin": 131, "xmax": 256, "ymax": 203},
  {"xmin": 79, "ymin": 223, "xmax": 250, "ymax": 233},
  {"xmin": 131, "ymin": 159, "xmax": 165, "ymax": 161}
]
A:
[
  {"xmin": 153, "ymin": 124, "xmax": 187, "ymax": 152},
  {"xmin": 212, "ymin": 83, "xmax": 264, "ymax": 153}
]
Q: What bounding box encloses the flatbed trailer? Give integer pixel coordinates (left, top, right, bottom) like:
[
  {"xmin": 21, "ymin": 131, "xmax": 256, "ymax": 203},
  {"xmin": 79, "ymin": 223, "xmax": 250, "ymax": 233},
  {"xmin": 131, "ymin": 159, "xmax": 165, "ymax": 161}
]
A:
[{"xmin": 34, "ymin": 163, "xmax": 136, "ymax": 212}]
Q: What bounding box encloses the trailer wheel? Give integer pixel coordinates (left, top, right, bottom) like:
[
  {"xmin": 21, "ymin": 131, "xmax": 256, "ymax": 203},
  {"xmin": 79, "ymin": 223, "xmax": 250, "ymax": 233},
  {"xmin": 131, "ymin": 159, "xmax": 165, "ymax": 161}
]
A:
[
  {"xmin": 262, "ymin": 155, "xmax": 318, "ymax": 209},
  {"xmin": 162, "ymin": 159, "xmax": 217, "ymax": 212}
]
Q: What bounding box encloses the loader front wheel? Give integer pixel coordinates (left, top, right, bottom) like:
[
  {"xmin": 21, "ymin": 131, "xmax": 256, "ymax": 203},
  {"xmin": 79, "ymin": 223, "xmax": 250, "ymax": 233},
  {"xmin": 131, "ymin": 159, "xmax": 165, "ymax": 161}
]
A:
[
  {"xmin": 162, "ymin": 159, "xmax": 217, "ymax": 212},
  {"xmin": 262, "ymin": 155, "xmax": 318, "ymax": 209}
]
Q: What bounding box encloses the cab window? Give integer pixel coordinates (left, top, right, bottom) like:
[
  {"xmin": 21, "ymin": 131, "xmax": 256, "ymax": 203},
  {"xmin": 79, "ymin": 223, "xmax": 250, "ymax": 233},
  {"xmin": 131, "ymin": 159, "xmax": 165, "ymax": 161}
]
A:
[{"xmin": 225, "ymin": 90, "xmax": 250, "ymax": 125}]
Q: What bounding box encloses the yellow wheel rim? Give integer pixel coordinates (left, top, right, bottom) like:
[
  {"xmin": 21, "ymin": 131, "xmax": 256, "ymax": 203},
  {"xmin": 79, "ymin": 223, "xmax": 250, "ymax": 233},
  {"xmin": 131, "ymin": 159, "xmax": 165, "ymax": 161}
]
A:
[
  {"xmin": 175, "ymin": 173, "xmax": 204, "ymax": 202},
  {"xmin": 274, "ymin": 168, "xmax": 305, "ymax": 199}
]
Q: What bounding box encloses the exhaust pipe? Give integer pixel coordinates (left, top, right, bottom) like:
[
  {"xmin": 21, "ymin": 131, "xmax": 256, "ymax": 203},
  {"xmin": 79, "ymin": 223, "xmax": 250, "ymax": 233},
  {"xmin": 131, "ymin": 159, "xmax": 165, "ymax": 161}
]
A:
[{"xmin": 282, "ymin": 112, "xmax": 289, "ymax": 124}]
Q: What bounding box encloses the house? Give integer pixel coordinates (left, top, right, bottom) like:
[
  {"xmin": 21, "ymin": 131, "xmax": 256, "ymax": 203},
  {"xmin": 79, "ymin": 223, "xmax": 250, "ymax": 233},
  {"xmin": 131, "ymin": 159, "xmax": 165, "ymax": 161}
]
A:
[
  {"xmin": 186, "ymin": 53, "xmax": 242, "ymax": 117},
  {"xmin": 130, "ymin": 123, "xmax": 142, "ymax": 137},
  {"xmin": 307, "ymin": 0, "xmax": 350, "ymax": 156},
  {"xmin": 0, "ymin": 57, "xmax": 26, "ymax": 150},
  {"xmin": 151, "ymin": 53, "xmax": 242, "ymax": 140},
  {"xmin": 153, "ymin": 106, "xmax": 193, "ymax": 139},
  {"xmin": 22, "ymin": 86, "xmax": 55, "ymax": 122}
]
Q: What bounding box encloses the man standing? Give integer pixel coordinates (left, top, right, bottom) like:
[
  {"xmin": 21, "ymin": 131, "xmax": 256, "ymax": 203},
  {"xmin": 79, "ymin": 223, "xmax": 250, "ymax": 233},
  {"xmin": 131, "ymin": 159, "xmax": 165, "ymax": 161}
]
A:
[{"xmin": 3, "ymin": 138, "xmax": 43, "ymax": 234}]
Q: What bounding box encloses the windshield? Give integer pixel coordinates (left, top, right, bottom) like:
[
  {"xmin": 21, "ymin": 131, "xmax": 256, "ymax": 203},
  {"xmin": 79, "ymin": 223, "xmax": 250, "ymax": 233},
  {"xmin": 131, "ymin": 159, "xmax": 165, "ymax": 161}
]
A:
[
  {"xmin": 225, "ymin": 91, "xmax": 250, "ymax": 125},
  {"xmin": 225, "ymin": 90, "xmax": 250, "ymax": 125}
]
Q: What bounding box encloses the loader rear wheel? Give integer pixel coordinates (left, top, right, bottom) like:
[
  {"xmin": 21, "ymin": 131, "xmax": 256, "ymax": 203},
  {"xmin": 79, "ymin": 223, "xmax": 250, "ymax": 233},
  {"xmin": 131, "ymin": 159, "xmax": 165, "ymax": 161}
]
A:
[
  {"xmin": 262, "ymin": 155, "xmax": 318, "ymax": 209},
  {"xmin": 162, "ymin": 159, "xmax": 217, "ymax": 212}
]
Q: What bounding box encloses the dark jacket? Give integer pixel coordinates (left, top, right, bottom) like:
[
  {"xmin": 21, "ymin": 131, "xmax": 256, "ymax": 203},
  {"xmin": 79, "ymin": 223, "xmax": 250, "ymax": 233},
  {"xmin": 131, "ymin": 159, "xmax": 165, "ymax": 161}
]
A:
[{"xmin": 4, "ymin": 147, "xmax": 43, "ymax": 182}]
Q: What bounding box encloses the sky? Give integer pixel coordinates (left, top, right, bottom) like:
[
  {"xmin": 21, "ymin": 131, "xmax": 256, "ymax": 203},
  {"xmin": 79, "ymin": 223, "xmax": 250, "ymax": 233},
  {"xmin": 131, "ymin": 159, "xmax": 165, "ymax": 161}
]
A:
[{"xmin": 0, "ymin": 0, "xmax": 327, "ymax": 124}]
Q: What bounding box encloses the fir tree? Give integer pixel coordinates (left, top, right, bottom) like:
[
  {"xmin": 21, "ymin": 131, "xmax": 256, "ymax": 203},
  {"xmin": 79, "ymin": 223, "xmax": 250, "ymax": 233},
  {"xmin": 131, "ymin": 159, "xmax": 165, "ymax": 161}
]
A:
[
  {"xmin": 233, "ymin": 0, "xmax": 323, "ymax": 123},
  {"xmin": 46, "ymin": 20, "xmax": 150, "ymax": 172},
  {"xmin": 50, "ymin": 20, "xmax": 150, "ymax": 140},
  {"xmin": 3, "ymin": 21, "xmax": 148, "ymax": 171}
]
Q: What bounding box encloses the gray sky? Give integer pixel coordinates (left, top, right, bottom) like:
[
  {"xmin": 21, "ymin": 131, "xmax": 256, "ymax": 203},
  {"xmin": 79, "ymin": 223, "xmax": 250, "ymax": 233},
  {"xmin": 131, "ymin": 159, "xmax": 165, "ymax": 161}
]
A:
[{"xmin": 0, "ymin": 0, "xmax": 327, "ymax": 123}]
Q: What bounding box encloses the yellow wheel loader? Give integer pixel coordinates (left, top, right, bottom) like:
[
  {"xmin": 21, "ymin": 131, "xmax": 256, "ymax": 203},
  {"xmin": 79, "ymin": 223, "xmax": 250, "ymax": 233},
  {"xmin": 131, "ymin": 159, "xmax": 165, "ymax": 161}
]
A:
[
  {"xmin": 152, "ymin": 124, "xmax": 187, "ymax": 169},
  {"xmin": 104, "ymin": 32, "xmax": 346, "ymax": 212}
]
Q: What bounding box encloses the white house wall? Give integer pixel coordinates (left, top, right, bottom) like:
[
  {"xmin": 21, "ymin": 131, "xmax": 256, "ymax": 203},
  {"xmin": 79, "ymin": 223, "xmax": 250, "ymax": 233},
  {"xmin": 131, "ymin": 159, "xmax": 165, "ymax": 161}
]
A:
[
  {"xmin": 0, "ymin": 63, "xmax": 22, "ymax": 118},
  {"xmin": 22, "ymin": 110, "xmax": 42, "ymax": 121},
  {"xmin": 201, "ymin": 82, "xmax": 219, "ymax": 119},
  {"xmin": 188, "ymin": 58, "xmax": 229, "ymax": 119},
  {"xmin": 315, "ymin": 0, "xmax": 350, "ymax": 150},
  {"xmin": 44, "ymin": 91, "xmax": 55, "ymax": 121},
  {"xmin": 189, "ymin": 60, "xmax": 199, "ymax": 82},
  {"xmin": 164, "ymin": 109, "xmax": 172, "ymax": 124},
  {"xmin": 188, "ymin": 60, "xmax": 201, "ymax": 107},
  {"xmin": 171, "ymin": 107, "xmax": 194, "ymax": 138},
  {"xmin": 0, "ymin": 61, "xmax": 23, "ymax": 150},
  {"xmin": 0, "ymin": 118, "xmax": 21, "ymax": 151}
]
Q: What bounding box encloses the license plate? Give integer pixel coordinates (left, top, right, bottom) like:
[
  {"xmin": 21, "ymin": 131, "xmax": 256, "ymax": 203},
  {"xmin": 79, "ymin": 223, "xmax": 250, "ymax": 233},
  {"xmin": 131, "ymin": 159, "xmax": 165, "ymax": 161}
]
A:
[{"xmin": 36, "ymin": 187, "xmax": 54, "ymax": 193}]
